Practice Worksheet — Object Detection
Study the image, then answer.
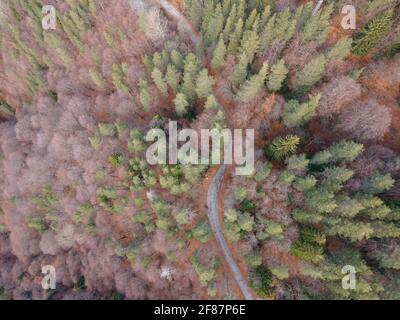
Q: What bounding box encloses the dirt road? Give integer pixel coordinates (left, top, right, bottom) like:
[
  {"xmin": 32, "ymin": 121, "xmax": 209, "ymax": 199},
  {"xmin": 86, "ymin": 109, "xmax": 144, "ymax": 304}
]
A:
[{"xmin": 158, "ymin": 0, "xmax": 254, "ymax": 300}]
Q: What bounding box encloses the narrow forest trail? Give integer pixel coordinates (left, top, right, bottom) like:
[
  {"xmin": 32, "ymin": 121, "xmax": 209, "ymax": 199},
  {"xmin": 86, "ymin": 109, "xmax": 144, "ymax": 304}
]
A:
[{"xmin": 158, "ymin": 0, "xmax": 255, "ymax": 300}]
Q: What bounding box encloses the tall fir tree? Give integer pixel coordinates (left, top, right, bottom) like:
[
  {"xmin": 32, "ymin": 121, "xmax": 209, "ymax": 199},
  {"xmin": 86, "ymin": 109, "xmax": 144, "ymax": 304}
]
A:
[
  {"xmin": 174, "ymin": 93, "xmax": 189, "ymax": 118},
  {"xmin": 195, "ymin": 69, "xmax": 215, "ymax": 98},
  {"xmin": 237, "ymin": 62, "xmax": 268, "ymax": 102},
  {"xmin": 165, "ymin": 64, "xmax": 180, "ymax": 94},
  {"xmin": 151, "ymin": 68, "xmax": 168, "ymax": 97},
  {"xmin": 267, "ymin": 59, "xmax": 289, "ymax": 92},
  {"xmin": 211, "ymin": 36, "xmax": 227, "ymax": 70}
]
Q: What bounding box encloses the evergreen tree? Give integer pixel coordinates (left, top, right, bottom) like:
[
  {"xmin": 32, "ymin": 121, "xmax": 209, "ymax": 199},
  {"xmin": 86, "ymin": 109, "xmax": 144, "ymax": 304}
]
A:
[
  {"xmin": 237, "ymin": 62, "xmax": 268, "ymax": 102},
  {"xmin": 240, "ymin": 29, "xmax": 260, "ymax": 64},
  {"xmin": 301, "ymin": 3, "xmax": 334, "ymax": 43},
  {"xmin": 266, "ymin": 135, "xmax": 300, "ymax": 161},
  {"xmin": 228, "ymin": 18, "xmax": 244, "ymax": 54},
  {"xmin": 283, "ymin": 94, "xmax": 321, "ymax": 128},
  {"xmin": 352, "ymin": 10, "xmax": 394, "ymax": 56},
  {"xmin": 184, "ymin": 0, "xmax": 203, "ymax": 28},
  {"xmin": 363, "ymin": 173, "xmax": 395, "ymax": 195},
  {"xmin": 151, "ymin": 68, "xmax": 168, "ymax": 97},
  {"xmin": 305, "ymin": 188, "xmax": 337, "ymax": 214},
  {"xmin": 138, "ymin": 79, "xmax": 150, "ymax": 111},
  {"xmin": 204, "ymin": 3, "xmax": 224, "ymax": 46},
  {"xmin": 211, "ymin": 36, "xmax": 227, "ymax": 70},
  {"xmin": 328, "ymin": 140, "xmax": 364, "ymax": 163},
  {"xmin": 182, "ymin": 53, "xmax": 200, "ymax": 102},
  {"xmin": 293, "ymin": 175, "xmax": 317, "ymax": 192},
  {"xmin": 286, "ymin": 154, "xmax": 310, "ymax": 172},
  {"xmin": 195, "ymin": 69, "xmax": 215, "ymax": 98},
  {"xmin": 204, "ymin": 95, "xmax": 221, "ymax": 110},
  {"xmin": 267, "ymin": 59, "xmax": 289, "ymax": 92},
  {"xmin": 223, "ymin": 3, "xmax": 237, "ymax": 41},
  {"xmin": 174, "ymin": 93, "xmax": 189, "ymax": 118},
  {"xmin": 310, "ymin": 150, "xmax": 332, "ymax": 165},
  {"xmin": 293, "ymin": 54, "xmax": 326, "ymax": 92},
  {"xmin": 244, "ymin": 9, "xmax": 259, "ymax": 32},
  {"xmin": 229, "ymin": 52, "xmax": 249, "ymax": 87},
  {"xmin": 328, "ymin": 36, "xmax": 353, "ymax": 60},
  {"xmin": 165, "ymin": 64, "xmax": 180, "ymax": 94},
  {"xmin": 171, "ymin": 49, "xmax": 184, "ymax": 70}
]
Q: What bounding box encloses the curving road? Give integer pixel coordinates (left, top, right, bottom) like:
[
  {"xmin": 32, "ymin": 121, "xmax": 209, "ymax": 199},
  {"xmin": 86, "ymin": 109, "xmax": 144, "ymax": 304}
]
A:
[
  {"xmin": 207, "ymin": 165, "xmax": 254, "ymax": 300},
  {"xmin": 158, "ymin": 0, "xmax": 253, "ymax": 300}
]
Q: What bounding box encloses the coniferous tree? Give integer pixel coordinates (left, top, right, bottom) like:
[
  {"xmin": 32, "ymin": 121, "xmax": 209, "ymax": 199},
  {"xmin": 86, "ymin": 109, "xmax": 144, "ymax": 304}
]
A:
[
  {"xmin": 138, "ymin": 79, "xmax": 150, "ymax": 111},
  {"xmin": 151, "ymin": 68, "xmax": 168, "ymax": 97},
  {"xmin": 266, "ymin": 135, "xmax": 300, "ymax": 161},
  {"xmin": 328, "ymin": 37, "xmax": 353, "ymax": 60},
  {"xmin": 195, "ymin": 69, "xmax": 215, "ymax": 98},
  {"xmin": 237, "ymin": 62, "xmax": 268, "ymax": 102},
  {"xmin": 230, "ymin": 52, "xmax": 249, "ymax": 87},
  {"xmin": 352, "ymin": 10, "xmax": 394, "ymax": 56},
  {"xmin": 174, "ymin": 93, "xmax": 189, "ymax": 118},
  {"xmin": 267, "ymin": 59, "xmax": 289, "ymax": 92},
  {"xmin": 204, "ymin": 3, "xmax": 224, "ymax": 46},
  {"xmin": 293, "ymin": 54, "xmax": 326, "ymax": 92},
  {"xmin": 362, "ymin": 173, "xmax": 395, "ymax": 195},
  {"xmin": 211, "ymin": 36, "xmax": 227, "ymax": 70},
  {"xmin": 283, "ymin": 94, "xmax": 321, "ymax": 128},
  {"xmin": 228, "ymin": 18, "xmax": 244, "ymax": 54},
  {"xmin": 182, "ymin": 53, "xmax": 200, "ymax": 102},
  {"xmin": 165, "ymin": 64, "xmax": 180, "ymax": 94}
]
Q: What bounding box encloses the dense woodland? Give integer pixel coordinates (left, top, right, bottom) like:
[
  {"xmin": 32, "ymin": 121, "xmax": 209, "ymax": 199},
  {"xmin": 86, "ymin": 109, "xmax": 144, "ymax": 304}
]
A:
[{"xmin": 0, "ymin": 0, "xmax": 399, "ymax": 300}]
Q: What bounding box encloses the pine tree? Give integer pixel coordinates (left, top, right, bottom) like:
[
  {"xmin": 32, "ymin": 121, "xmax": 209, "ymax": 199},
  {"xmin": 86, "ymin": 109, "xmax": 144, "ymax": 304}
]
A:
[
  {"xmin": 267, "ymin": 59, "xmax": 289, "ymax": 92},
  {"xmin": 228, "ymin": 18, "xmax": 244, "ymax": 54},
  {"xmin": 283, "ymin": 94, "xmax": 321, "ymax": 128},
  {"xmin": 259, "ymin": 14, "xmax": 276, "ymax": 52},
  {"xmin": 112, "ymin": 63, "xmax": 130, "ymax": 94},
  {"xmin": 352, "ymin": 10, "xmax": 394, "ymax": 56},
  {"xmin": 305, "ymin": 188, "xmax": 337, "ymax": 214},
  {"xmin": 182, "ymin": 53, "xmax": 200, "ymax": 102},
  {"xmin": 328, "ymin": 140, "xmax": 364, "ymax": 163},
  {"xmin": 362, "ymin": 173, "xmax": 395, "ymax": 195},
  {"xmin": 266, "ymin": 135, "xmax": 300, "ymax": 161},
  {"xmin": 328, "ymin": 37, "xmax": 353, "ymax": 60},
  {"xmin": 165, "ymin": 64, "xmax": 180, "ymax": 94},
  {"xmin": 244, "ymin": 9, "xmax": 259, "ymax": 31},
  {"xmin": 195, "ymin": 69, "xmax": 215, "ymax": 98},
  {"xmin": 223, "ymin": 3, "xmax": 237, "ymax": 42},
  {"xmin": 184, "ymin": 0, "xmax": 203, "ymax": 29},
  {"xmin": 310, "ymin": 150, "xmax": 333, "ymax": 165},
  {"xmin": 174, "ymin": 93, "xmax": 189, "ymax": 118},
  {"xmin": 286, "ymin": 154, "xmax": 310, "ymax": 172},
  {"xmin": 274, "ymin": 8, "xmax": 296, "ymax": 44},
  {"xmin": 89, "ymin": 69, "xmax": 106, "ymax": 90},
  {"xmin": 151, "ymin": 68, "xmax": 168, "ymax": 97},
  {"xmin": 211, "ymin": 36, "xmax": 227, "ymax": 70},
  {"xmin": 229, "ymin": 52, "xmax": 249, "ymax": 87},
  {"xmin": 222, "ymin": 0, "xmax": 233, "ymax": 18},
  {"xmin": 204, "ymin": 3, "xmax": 224, "ymax": 46},
  {"xmin": 171, "ymin": 49, "xmax": 184, "ymax": 71},
  {"xmin": 204, "ymin": 95, "xmax": 221, "ymax": 110},
  {"xmin": 138, "ymin": 79, "xmax": 150, "ymax": 111},
  {"xmin": 293, "ymin": 54, "xmax": 326, "ymax": 92},
  {"xmin": 240, "ymin": 29, "xmax": 260, "ymax": 64},
  {"xmin": 293, "ymin": 175, "xmax": 317, "ymax": 192},
  {"xmin": 237, "ymin": 62, "xmax": 268, "ymax": 102},
  {"xmin": 302, "ymin": 3, "xmax": 334, "ymax": 43}
]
